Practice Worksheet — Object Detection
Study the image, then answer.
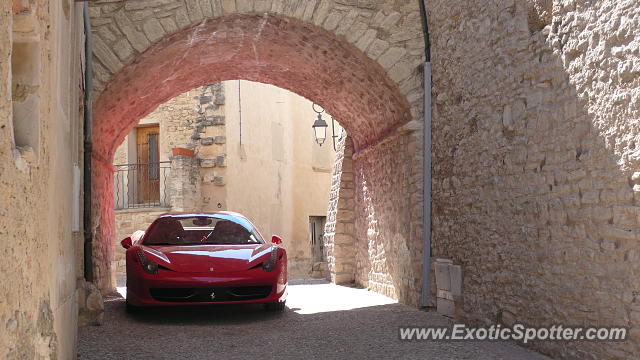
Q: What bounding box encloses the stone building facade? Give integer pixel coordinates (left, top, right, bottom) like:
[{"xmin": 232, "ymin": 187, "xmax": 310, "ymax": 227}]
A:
[
  {"xmin": 428, "ymin": 0, "xmax": 640, "ymax": 359},
  {"xmin": 1, "ymin": 1, "xmax": 85, "ymax": 359},
  {"xmin": 113, "ymin": 80, "xmax": 338, "ymax": 279}
]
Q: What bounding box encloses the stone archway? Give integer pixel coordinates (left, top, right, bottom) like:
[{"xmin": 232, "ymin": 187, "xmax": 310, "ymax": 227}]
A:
[{"xmin": 90, "ymin": 5, "xmax": 426, "ymax": 305}]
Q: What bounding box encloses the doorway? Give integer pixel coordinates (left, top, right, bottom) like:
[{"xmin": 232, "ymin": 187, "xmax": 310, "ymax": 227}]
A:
[
  {"xmin": 135, "ymin": 125, "xmax": 160, "ymax": 204},
  {"xmin": 309, "ymin": 216, "xmax": 326, "ymax": 264}
]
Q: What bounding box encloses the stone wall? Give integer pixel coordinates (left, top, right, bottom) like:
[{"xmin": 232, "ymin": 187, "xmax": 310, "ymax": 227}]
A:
[
  {"xmin": 0, "ymin": 0, "xmax": 85, "ymax": 358},
  {"xmin": 354, "ymin": 127, "xmax": 424, "ymax": 305},
  {"xmin": 322, "ymin": 118, "xmax": 424, "ymax": 306},
  {"xmin": 324, "ymin": 133, "xmax": 356, "ymax": 284},
  {"xmin": 168, "ymin": 154, "xmax": 202, "ymax": 212},
  {"xmin": 428, "ymin": 0, "xmax": 640, "ymax": 358}
]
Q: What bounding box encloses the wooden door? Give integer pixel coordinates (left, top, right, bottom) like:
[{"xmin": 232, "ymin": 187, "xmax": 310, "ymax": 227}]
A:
[{"xmin": 136, "ymin": 125, "xmax": 160, "ymax": 204}]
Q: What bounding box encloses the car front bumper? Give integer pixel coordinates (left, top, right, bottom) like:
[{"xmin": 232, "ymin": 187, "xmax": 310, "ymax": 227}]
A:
[{"xmin": 126, "ymin": 266, "xmax": 287, "ymax": 307}]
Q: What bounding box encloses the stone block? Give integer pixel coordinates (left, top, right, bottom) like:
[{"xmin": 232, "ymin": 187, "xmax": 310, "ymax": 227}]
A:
[
  {"xmin": 325, "ymin": 9, "xmax": 346, "ymax": 31},
  {"xmin": 200, "ymin": 137, "xmax": 214, "ymax": 146},
  {"xmin": 124, "ymin": 0, "xmax": 173, "ymax": 11},
  {"xmin": 254, "ymin": 0, "xmax": 272, "ymax": 13},
  {"xmin": 214, "ymin": 92, "xmax": 225, "ymax": 105},
  {"xmin": 113, "ymin": 10, "xmax": 149, "ymax": 52},
  {"xmin": 215, "ymin": 154, "xmax": 227, "ymax": 167},
  {"xmin": 613, "ymin": 205, "xmax": 639, "ymax": 227},
  {"xmin": 112, "ymin": 38, "xmax": 134, "ymax": 62},
  {"xmin": 600, "ymin": 225, "xmax": 636, "ymax": 242},
  {"xmin": 159, "ymin": 17, "xmax": 178, "ymax": 33},
  {"xmin": 449, "ymin": 265, "xmax": 462, "ymax": 296},
  {"xmin": 92, "ymin": 35, "xmax": 122, "ymax": 73},
  {"xmin": 434, "ymin": 259, "xmax": 452, "ymax": 291},
  {"xmin": 312, "ymin": 0, "xmax": 332, "ymax": 25},
  {"xmin": 377, "ymin": 47, "xmax": 406, "ymax": 69},
  {"xmin": 355, "ymin": 29, "xmax": 377, "ymax": 51},
  {"xmin": 581, "ymin": 190, "xmax": 600, "ymax": 204},
  {"xmin": 184, "ymin": 0, "xmax": 204, "ymax": 22},
  {"xmin": 213, "ymin": 176, "xmax": 225, "ymax": 186},
  {"xmin": 142, "ymin": 17, "xmax": 165, "ymax": 42},
  {"xmin": 221, "ymin": 0, "xmax": 236, "ymax": 14},
  {"xmin": 199, "ymin": 0, "xmax": 213, "ymax": 17},
  {"xmin": 175, "ymin": 7, "xmax": 190, "ymax": 28},
  {"xmin": 210, "ymin": 115, "xmax": 225, "ymax": 125},
  {"xmin": 436, "ymin": 297, "xmax": 455, "ymax": 317},
  {"xmin": 236, "ymin": 0, "xmax": 253, "ymax": 12},
  {"xmin": 200, "ymin": 158, "xmax": 216, "ymax": 168},
  {"xmin": 367, "ymin": 39, "xmax": 389, "ymax": 60},
  {"xmin": 592, "ymin": 206, "xmax": 613, "ymax": 223}
]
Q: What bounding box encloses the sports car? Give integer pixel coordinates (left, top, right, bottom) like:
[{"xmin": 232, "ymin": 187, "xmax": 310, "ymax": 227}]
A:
[{"xmin": 120, "ymin": 212, "xmax": 287, "ymax": 311}]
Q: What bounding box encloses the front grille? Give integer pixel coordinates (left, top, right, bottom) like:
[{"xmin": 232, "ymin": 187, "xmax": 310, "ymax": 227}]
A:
[{"xmin": 150, "ymin": 286, "xmax": 272, "ymax": 302}]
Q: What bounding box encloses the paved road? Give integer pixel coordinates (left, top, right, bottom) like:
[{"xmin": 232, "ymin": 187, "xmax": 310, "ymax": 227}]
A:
[{"xmin": 78, "ymin": 280, "xmax": 550, "ymax": 359}]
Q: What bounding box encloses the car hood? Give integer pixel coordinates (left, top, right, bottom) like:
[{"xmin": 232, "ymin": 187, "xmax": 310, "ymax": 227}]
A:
[{"xmin": 141, "ymin": 244, "xmax": 273, "ymax": 273}]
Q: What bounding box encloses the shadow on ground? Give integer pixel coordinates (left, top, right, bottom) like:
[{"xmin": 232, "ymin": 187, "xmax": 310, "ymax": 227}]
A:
[{"xmin": 78, "ymin": 281, "xmax": 549, "ymax": 360}]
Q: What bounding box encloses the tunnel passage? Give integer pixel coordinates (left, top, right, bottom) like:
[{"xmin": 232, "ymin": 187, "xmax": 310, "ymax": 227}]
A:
[{"xmin": 91, "ymin": 12, "xmax": 425, "ymax": 305}]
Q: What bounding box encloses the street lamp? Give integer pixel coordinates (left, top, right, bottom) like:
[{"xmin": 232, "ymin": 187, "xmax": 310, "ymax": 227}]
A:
[{"xmin": 311, "ymin": 103, "xmax": 328, "ymax": 146}]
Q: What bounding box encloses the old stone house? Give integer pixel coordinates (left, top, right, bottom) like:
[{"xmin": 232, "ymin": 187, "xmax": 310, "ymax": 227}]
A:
[
  {"xmin": 1, "ymin": 0, "xmax": 639, "ymax": 359},
  {"xmin": 112, "ymin": 80, "xmax": 340, "ymax": 280}
]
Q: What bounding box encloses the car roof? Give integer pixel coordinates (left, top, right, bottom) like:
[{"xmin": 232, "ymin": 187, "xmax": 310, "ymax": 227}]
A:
[
  {"xmin": 156, "ymin": 212, "xmax": 256, "ymax": 232},
  {"xmin": 158, "ymin": 211, "xmax": 249, "ymax": 220}
]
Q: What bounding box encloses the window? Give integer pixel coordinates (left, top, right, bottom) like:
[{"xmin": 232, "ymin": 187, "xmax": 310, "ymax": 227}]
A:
[
  {"xmin": 309, "ymin": 216, "xmax": 326, "ymax": 263},
  {"xmin": 135, "ymin": 125, "xmax": 160, "ymax": 203},
  {"xmin": 143, "ymin": 216, "xmax": 263, "ymax": 245},
  {"xmin": 11, "ymin": 37, "xmax": 41, "ymax": 155},
  {"xmin": 148, "ymin": 133, "xmax": 159, "ymax": 180}
]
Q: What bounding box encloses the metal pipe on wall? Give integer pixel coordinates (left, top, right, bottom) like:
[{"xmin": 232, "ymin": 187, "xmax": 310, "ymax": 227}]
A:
[
  {"xmin": 418, "ymin": 0, "xmax": 433, "ymax": 308},
  {"xmin": 83, "ymin": 1, "xmax": 94, "ymax": 282}
]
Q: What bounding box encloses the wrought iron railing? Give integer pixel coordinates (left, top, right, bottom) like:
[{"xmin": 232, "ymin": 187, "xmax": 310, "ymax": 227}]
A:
[{"xmin": 114, "ymin": 162, "xmax": 170, "ymax": 209}]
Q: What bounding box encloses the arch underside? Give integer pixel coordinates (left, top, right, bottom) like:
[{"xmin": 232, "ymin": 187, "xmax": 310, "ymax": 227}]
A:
[{"xmin": 93, "ymin": 14, "xmax": 412, "ymax": 159}]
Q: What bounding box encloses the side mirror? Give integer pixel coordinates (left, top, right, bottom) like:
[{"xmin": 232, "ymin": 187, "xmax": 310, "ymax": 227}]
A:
[
  {"xmin": 271, "ymin": 235, "xmax": 283, "ymax": 245},
  {"xmin": 121, "ymin": 237, "xmax": 133, "ymax": 249}
]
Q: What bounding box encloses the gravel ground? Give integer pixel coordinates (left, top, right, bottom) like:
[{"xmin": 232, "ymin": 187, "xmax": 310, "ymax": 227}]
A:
[{"xmin": 78, "ymin": 280, "xmax": 550, "ymax": 360}]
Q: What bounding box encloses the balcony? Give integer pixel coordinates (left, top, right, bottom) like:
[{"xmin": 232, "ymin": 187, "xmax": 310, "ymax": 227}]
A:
[{"xmin": 114, "ymin": 162, "xmax": 170, "ymax": 210}]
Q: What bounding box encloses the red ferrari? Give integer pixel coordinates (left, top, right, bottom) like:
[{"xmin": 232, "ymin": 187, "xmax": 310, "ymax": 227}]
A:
[{"xmin": 120, "ymin": 212, "xmax": 287, "ymax": 312}]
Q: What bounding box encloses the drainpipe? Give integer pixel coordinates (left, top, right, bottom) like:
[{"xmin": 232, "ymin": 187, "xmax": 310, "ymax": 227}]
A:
[
  {"xmin": 83, "ymin": 2, "xmax": 94, "ymax": 282},
  {"xmin": 418, "ymin": 0, "xmax": 432, "ymax": 308}
]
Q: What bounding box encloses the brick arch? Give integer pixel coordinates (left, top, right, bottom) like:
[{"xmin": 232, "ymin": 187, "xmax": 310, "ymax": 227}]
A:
[
  {"xmin": 91, "ymin": 11, "xmax": 426, "ymax": 306},
  {"xmin": 93, "ymin": 13, "xmax": 412, "ymax": 158},
  {"xmin": 89, "ymin": 1, "xmax": 425, "ymax": 111}
]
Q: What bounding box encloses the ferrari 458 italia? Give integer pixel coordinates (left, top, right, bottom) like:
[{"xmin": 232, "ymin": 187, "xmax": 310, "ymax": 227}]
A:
[{"xmin": 120, "ymin": 212, "xmax": 287, "ymax": 311}]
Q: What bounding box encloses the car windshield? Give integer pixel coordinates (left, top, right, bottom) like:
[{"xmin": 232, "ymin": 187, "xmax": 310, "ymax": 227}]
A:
[{"xmin": 143, "ymin": 215, "xmax": 263, "ymax": 245}]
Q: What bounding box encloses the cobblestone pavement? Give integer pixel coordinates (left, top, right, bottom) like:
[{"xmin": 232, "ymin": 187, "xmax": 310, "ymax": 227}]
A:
[{"xmin": 78, "ymin": 280, "xmax": 550, "ymax": 360}]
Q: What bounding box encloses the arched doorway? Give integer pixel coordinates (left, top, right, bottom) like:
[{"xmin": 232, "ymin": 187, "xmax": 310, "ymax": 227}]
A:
[{"xmin": 91, "ymin": 12, "xmax": 425, "ymax": 305}]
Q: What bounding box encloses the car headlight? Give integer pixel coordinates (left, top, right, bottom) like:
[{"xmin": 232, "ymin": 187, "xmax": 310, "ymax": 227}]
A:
[
  {"xmin": 136, "ymin": 249, "xmax": 158, "ymax": 274},
  {"xmin": 262, "ymin": 247, "xmax": 278, "ymax": 272}
]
